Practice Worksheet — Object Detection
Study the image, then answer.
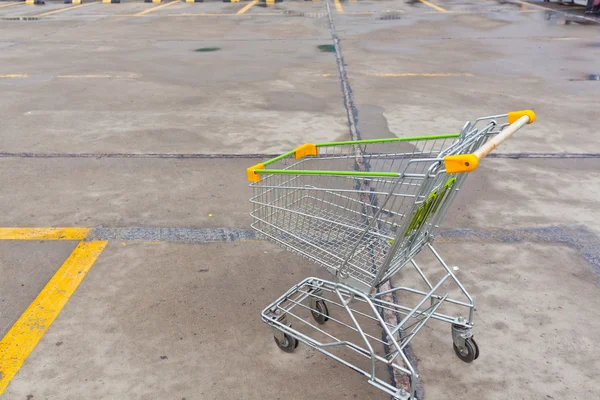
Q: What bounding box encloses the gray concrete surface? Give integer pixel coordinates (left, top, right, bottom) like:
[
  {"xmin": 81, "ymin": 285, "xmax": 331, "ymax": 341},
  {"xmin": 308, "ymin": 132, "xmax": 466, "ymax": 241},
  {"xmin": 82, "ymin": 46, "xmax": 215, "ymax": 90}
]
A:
[
  {"xmin": 2, "ymin": 242, "xmax": 386, "ymax": 399},
  {"xmin": 399, "ymin": 240, "xmax": 600, "ymax": 400},
  {"xmin": 0, "ymin": 241, "xmax": 78, "ymax": 338},
  {"xmin": 1, "ymin": 158, "xmax": 598, "ymax": 237},
  {"xmin": 1, "ymin": 0, "xmax": 599, "ymax": 399},
  {"xmin": 0, "ymin": 158, "xmax": 255, "ymax": 229}
]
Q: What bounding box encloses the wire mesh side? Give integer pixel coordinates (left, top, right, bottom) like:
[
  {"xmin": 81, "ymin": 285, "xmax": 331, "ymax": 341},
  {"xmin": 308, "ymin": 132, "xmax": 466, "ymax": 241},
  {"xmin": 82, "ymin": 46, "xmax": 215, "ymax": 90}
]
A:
[{"xmin": 250, "ymin": 119, "xmax": 505, "ymax": 291}]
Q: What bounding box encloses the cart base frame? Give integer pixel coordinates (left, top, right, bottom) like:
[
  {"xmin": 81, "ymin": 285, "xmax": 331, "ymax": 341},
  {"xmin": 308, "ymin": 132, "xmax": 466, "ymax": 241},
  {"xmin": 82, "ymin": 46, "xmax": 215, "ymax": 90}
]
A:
[{"xmin": 261, "ymin": 244, "xmax": 480, "ymax": 400}]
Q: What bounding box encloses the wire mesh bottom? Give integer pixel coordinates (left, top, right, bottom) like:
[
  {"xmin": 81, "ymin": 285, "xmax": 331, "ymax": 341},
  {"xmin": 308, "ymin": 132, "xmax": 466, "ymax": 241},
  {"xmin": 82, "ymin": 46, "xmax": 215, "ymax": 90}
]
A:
[{"xmin": 252, "ymin": 195, "xmax": 398, "ymax": 288}]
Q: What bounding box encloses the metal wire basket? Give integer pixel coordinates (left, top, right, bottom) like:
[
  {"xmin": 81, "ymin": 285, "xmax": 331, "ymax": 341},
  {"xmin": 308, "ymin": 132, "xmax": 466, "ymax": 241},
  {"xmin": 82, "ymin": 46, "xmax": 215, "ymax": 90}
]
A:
[
  {"xmin": 249, "ymin": 111, "xmax": 535, "ymax": 293},
  {"xmin": 248, "ymin": 110, "xmax": 535, "ymax": 400}
]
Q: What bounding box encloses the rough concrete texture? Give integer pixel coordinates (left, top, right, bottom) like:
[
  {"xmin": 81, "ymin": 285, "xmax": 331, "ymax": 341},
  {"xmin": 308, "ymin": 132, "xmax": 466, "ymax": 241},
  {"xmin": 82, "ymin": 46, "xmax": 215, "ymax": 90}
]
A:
[
  {"xmin": 1, "ymin": 0, "xmax": 599, "ymax": 399},
  {"xmin": 447, "ymin": 158, "xmax": 600, "ymax": 237},
  {"xmin": 0, "ymin": 158, "xmax": 255, "ymax": 229},
  {"xmin": 394, "ymin": 240, "xmax": 600, "ymax": 400},
  {"xmin": 2, "ymin": 242, "xmax": 385, "ymax": 399},
  {"xmin": 1, "ymin": 158, "xmax": 598, "ymax": 237},
  {"xmin": 0, "ymin": 16, "xmax": 347, "ymax": 154}
]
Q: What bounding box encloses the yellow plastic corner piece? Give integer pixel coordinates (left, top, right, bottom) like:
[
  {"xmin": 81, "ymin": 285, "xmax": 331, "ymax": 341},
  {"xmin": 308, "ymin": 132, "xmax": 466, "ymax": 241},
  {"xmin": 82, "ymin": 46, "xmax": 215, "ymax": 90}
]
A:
[
  {"xmin": 508, "ymin": 110, "xmax": 536, "ymax": 124},
  {"xmin": 294, "ymin": 143, "xmax": 318, "ymax": 160},
  {"xmin": 247, "ymin": 163, "xmax": 264, "ymax": 182},
  {"xmin": 444, "ymin": 154, "xmax": 479, "ymax": 174}
]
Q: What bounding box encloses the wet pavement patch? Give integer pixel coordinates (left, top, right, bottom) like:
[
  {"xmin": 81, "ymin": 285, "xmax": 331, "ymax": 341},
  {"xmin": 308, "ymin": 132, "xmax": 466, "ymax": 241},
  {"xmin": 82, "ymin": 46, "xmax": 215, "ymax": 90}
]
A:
[
  {"xmin": 195, "ymin": 47, "xmax": 220, "ymax": 52},
  {"xmin": 317, "ymin": 44, "xmax": 335, "ymax": 53}
]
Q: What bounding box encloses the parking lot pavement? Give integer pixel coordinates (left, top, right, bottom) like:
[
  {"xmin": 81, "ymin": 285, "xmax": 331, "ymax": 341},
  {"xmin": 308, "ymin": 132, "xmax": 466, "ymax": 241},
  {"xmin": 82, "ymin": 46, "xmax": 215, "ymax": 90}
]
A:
[
  {"xmin": 1, "ymin": 0, "xmax": 599, "ymax": 399},
  {"xmin": 2, "ymin": 235, "xmax": 599, "ymax": 400},
  {"xmin": 402, "ymin": 239, "xmax": 600, "ymax": 400},
  {"xmin": 0, "ymin": 241, "xmax": 79, "ymax": 338},
  {"xmin": 0, "ymin": 158, "xmax": 255, "ymax": 229},
  {"xmin": 2, "ymin": 241, "xmax": 386, "ymax": 399}
]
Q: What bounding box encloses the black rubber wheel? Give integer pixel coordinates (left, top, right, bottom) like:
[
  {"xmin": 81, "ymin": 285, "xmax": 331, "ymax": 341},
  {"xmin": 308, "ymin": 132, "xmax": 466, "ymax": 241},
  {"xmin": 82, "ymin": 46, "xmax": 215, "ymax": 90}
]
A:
[
  {"xmin": 453, "ymin": 337, "xmax": 479, "ymax": 363},
  {"xmin": 311, "ymin": 300, "xmax": 330, "ymax": 325},
  {"xmin": 274, "ymin": 333, "xmax": 298, "ymax": 353},
  {"xmin": 471, "ymin": 337, "xmax": 480, "ymax": 360}
]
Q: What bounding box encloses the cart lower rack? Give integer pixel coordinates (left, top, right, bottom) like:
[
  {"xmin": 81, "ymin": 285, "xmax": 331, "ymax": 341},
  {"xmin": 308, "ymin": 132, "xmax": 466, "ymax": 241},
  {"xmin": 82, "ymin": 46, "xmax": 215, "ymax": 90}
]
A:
[{"xmin": 248, "ymin": 111, "xmax": 535, "ymax": 399}]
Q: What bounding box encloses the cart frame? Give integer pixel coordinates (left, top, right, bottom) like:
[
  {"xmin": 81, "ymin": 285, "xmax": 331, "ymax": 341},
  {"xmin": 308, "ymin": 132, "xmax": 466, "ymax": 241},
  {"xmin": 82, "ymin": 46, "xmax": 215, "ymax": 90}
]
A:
[{"xmin": 248, "ymin": 110, "xmax": 535, "ymax": 399}]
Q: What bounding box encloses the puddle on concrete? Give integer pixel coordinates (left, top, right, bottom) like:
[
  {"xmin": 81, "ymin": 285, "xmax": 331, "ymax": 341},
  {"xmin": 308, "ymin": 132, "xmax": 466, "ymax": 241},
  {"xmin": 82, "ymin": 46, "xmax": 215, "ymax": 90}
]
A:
[
  {"xmin": 317, "ymin": 45, "xmax": 335, "ymax": 53},
  {"xmin": 544, "ymin": 10, "xmax": 598, "ymax": 25},
  {"xmin": 495, "ymin": 0, "xmax": 523, "ymax": 9},
  {"xmin": 568, "ymin": 74, "xmax": 600, "ymax": 81},
  {"xmin": 195, "ymin": 47, "xmax": 221, "ymax": 52}
]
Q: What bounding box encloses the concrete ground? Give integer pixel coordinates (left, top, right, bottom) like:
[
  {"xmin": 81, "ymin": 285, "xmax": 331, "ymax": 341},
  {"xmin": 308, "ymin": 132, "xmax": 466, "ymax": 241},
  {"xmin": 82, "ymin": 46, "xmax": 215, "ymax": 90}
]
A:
[{"xmin": 0, "ymin": 0, "xmax": 599, "ymax": 399}]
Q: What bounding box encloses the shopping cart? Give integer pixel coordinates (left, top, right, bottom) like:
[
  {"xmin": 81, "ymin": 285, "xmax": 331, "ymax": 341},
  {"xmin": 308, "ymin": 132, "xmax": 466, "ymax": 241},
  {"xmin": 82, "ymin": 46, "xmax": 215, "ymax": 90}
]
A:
[{"xmin": 247, "ymin": 110, "xmax": 535, "ymax": 400}]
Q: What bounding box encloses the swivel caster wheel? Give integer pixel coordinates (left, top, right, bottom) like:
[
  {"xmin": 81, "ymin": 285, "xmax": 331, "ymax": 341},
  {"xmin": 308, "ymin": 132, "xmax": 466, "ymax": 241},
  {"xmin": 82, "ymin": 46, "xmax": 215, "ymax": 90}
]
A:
[
  {"xmin": 274, "ymin": 333, "xmax": 298, "ymax": 353},
  {"xmin": 311, "ymin": 300, "xmax": 330, "ymax": 325},
  {"xmin": 453, "ymin": 337, "xmax": 479, "ymax": 363}
]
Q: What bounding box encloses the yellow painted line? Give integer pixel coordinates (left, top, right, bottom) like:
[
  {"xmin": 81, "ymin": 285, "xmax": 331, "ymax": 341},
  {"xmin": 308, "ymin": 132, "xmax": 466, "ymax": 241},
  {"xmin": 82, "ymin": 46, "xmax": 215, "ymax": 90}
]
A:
[
  {"xmin": 334, "ymin": 0, "xmax": 343, "ymax": 13},
  {"xmin": 35, "ymin": 1, "xmax": 99, "ymax": 17},
  {"xmin": 376, "ymin": 72, "xmax": 473, "ymax": 77},
  {"xmin": 0, "ymin": 227, "xmax": 90, "ymax": 241},
  {"xmin": 236, "ymin": 0, "xmax": 257, "ymax": 15},
  {"xmin": 0, "ymin": 240, "xmax": 107, "ymax": 395},
  {"xmin": 135, "ymin": 0, "xmax": 178, "ymax": 16},
  {"xmin": 418, "ymin": 0, "xmax": 448, "ymax": 13},
  {"xmin": 0, "ymin": 2, "xmax": 19, "ymax": 9},
  {"xmin": 513, "ymin": 0, "xmax": 548, "ymax": 10},
  {"xmin": 56, "ymin": 73, "xmax": 139, "ymax": 78},
  {"xmin": 0, "ymin": 74, "xmax": 28, "ymax": 79}
]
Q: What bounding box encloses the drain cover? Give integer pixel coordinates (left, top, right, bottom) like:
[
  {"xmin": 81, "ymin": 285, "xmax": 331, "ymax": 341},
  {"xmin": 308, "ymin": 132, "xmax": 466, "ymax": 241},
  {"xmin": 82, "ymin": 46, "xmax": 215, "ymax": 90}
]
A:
[
  {"xmin": 0, "ymin": 17, "xmax": 39, "ymax": 21},
  {"xmin": 284, "ymin": 10, "xmax": 325, "ymax": 18},
  {"xmin": 195, "ymin": 47, "xmax": 220, "ymax": 52},
  {"xmin": 317, "ymin": 44, "xmax": 335, "ymax": 53},
  {"xmin": 378, "ymin": 13, "xmax": 402, "ymax": 20}
]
